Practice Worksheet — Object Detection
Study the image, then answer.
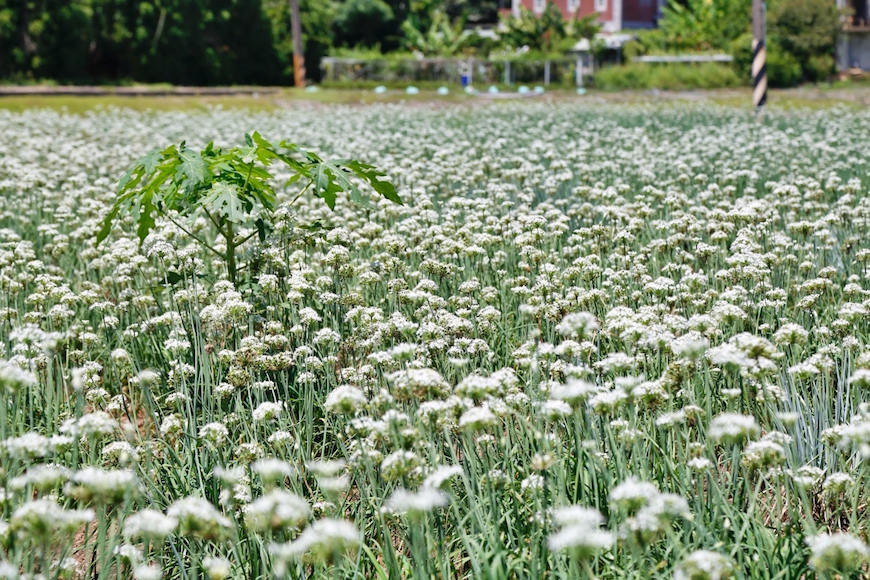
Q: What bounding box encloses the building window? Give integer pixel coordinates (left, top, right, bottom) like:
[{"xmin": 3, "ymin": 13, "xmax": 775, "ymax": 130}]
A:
[
  {"xmin": 594, "ymin": 0, "xmax": 607, "ymax": 11},
  {"xmin": 568, "ymin": 0, "xmax": 580, "ymax": 11},
  {"xmin": 533, "ymin": 0, "xmax": 546, "ymax": 14}
]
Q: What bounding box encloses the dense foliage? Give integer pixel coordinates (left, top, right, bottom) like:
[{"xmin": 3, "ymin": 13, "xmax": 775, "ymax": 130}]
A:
[
  {"xmin": 333, "ymin": 0, "xmax": 401, "ymax": 51},
  {"xmin": 627, "ymin": 0, "xmax": 843, "ymax": 87},
  {"xmin": 0, "ymin": 0, "xmax": 496, "ymax": 83},
  {"xmin": 2, "ymin": 101, "xmax": 870, "ymax": 579},
  {"xmin": 0, "ymin": 0, "xmax": 336, "ymax": 83},
  {"xmin": 497, "ymin": 4, "xmax": 602, "ymax": 58},
  {"xmin": 0, "ymin": 0, "xmax": 842, "ymax": 87}
]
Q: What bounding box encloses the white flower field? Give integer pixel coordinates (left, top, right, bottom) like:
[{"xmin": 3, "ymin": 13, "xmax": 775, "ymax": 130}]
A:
[{"xmin": 1, "ymin": 101, "xmax": 870, "ymax": 579}]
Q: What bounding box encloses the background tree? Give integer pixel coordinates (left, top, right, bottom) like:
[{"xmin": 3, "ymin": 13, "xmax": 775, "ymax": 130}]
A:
[
  {"xmin": 0, "ymin": 0, "xmax": 91, "ymax": 80},
  {"xmin": 499, "ymin": 4, "xmax": 600, "ymax": 55},
  {"xmin": 656, "ymin": 0, "xmax": 751, "ymax": 51},
  {"xmin": 333, "ymin": 0, "xmax": 400, "ymax": 50},
  {"xmin": 106, "ymin": 0, "xmax": 283, "ymax": 84},
  {"xmin": 444, "ymin": 0, "xmax": 500, "ymax": 24},
  {"xmin": 401, "ymin": 9, "xmax": 474, "ymax": 56}
]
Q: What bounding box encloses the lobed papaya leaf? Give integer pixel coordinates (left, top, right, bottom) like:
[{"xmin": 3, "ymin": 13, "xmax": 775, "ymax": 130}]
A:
[
  {"xmin": 238, "ymin": 144, "xmax": 258, "ymax": 165},
  {"xmin": 118, "ymin": 149, "xmax": 162, "ymax": 192},
  {"xmin": 277, "ymin": 139, "xmax": 300, "ymax": 153},
  {"xmin": 96, "ymin": 200, "xmax": 125, "ymax": 245},
  {"xmin": 310, "ymin": 162, "xmax": 345, "ymax": 210},
  {"xmin": 164, "ymin": 271, "xmax": 185, "ymax": 285},
  {"xmin": 251, "ymin": 132, "xmax": 281, "ymax": 165},
  {"xmin": 136, "ymin": 189, "xmax": 158, "ymax": 242},
  {"xmin": 248, "ymin": 183, "xmax": 277, "ymax": 211},
  {"xmin": 137, "ymin": 149, "xmax": 164, "ymax": 176},
  {"xmin": 175, "ymin": 145, "xmax": 210, "ymax": 192},
  {"xmin": 202, "ymin": 182, "xmax": 246, "ymax": 223},
  {"xmin": 284, "ymin": 173, "xmax": 304, "ymax": 187},
  {"xmin": 343, "ymin": 160, "xmax": 403, "ymax": 205},
  {"xmin": 313, "ymin": 159, "xmax": 373, "ymax": 207},
  {"xmin": 251, "ymin": 132, "xmax": 271, "ymax": 148},
  {"xmin": 98, "ymin": 133, "xmax": 399, "ymax": 250},
  {"xmin": 117, "ymin": 166, "xmax": 144, "ymax": 196}
]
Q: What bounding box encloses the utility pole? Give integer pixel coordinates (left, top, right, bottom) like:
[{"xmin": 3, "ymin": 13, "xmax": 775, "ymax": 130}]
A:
[
  {"xmin": 290, "ymin": 0, "xmax": 305, "ymax": 88},
  {"xmin": 751, "ymin": 0, "xmax": 767, "ymax": 109}
]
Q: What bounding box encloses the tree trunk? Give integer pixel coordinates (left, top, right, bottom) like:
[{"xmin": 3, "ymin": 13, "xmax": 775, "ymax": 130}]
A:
[{"xmin": 289, "ymin": 0, "xmax": 306, "ymax": 88}]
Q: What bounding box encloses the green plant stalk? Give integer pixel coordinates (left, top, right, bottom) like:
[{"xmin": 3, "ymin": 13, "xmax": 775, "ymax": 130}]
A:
[{"xmin": 226, "ymin": 221, "xmax": 236, "ymax": 285}]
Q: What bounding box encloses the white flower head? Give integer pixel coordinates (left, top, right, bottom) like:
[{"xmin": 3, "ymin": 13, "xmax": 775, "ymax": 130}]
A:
[
  {"xmin": 548, "ymin": 505, "xmax": 613, "ymax": 559},
  {"xmin": 674, "ymin": 550, "xmax": 735, "ymax": 580},
  {"xmin": 270, "ymin": 519, "xmax": 361, "ymax": 567},
  {"xmin": 708, "ymin": 413, "xmax": 760, "ymax": 445},
  {"xmin": 384, "ymin": 487, "xmax": 448, "ymax": 520},
  {"xmin": 324, "ymin": 385, "xmax": 367, "ymax": 415},
  {"xmin": 807, "ymin": 533, "xmax": 869, "ymax": 574}
]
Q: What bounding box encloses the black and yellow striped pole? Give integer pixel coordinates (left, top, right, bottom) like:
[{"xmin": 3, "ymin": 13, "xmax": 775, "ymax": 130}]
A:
[{"xmin": 752, "ymin": 0, "xmax": 767, "ymax": 110}]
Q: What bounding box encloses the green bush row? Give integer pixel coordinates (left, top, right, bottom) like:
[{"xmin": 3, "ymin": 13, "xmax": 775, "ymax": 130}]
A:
[{"xmin": 593, "ymin": 62, "xmax": 744, "ymax": 91}]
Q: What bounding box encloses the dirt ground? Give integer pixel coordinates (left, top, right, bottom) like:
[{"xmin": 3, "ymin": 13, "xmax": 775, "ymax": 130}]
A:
[{"xmin": 1, "ymin": 85, "xmax": 869, "ymax": 112}]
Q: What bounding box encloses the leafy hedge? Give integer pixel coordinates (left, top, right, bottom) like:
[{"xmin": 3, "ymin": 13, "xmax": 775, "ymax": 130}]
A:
[{"xmin": 593, "ymin": 62, "xmax": 744, "ymax": 91}]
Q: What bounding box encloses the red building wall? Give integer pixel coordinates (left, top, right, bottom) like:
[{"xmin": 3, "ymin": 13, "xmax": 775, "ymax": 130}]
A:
[
  {"xmin": 622, "ymin": 0, "xmax": 659, "ymax": 28},
  {"xmin": 518, "ymin": 0, "xmax": 659, "ymax": 29}
]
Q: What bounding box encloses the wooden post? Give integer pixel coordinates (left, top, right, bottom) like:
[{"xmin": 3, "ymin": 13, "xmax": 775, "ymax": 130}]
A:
[
  {"xmin": 751, "ymin": 0, "xmax": 767, "ymax": 109},
  {"xmin": 290, "ymin": 0, "xmax": 305, "ymax": 88}
]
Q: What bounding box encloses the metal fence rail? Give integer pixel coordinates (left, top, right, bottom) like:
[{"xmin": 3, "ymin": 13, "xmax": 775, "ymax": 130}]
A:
[
  {"xmin": 633, "ymin": 55, "xmax": 734, "ymax": 63},
  {"xmin": 320, "ymin": 57, "xmax": 593, "ymax": 87}
]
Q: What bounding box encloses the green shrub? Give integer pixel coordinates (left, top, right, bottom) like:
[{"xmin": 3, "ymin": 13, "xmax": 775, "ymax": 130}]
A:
[
  {"xmin": 593, "ymin": 62, "xmax": 744, "ymax": 91},
  {"xmin": 806, "ymin": 54, "xmax": 836, "ymax": 81},
  {"xmin": 621, "ymin": 29, "xmax": 672, "ymax": 61},
  {"xmin": 729, "ymin": 31, "xmax": 753, "ymax": 81},
  {"xmin": 731, "ymin": 32, "xmax": 802, "ymax": 88},
  {"xmin": 769, "ymin": 0, "xmax": 840, "ymax": 82},
  {"xmin": 766, "ymin": 42, "xmax": 803, "ymax": 87}
]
